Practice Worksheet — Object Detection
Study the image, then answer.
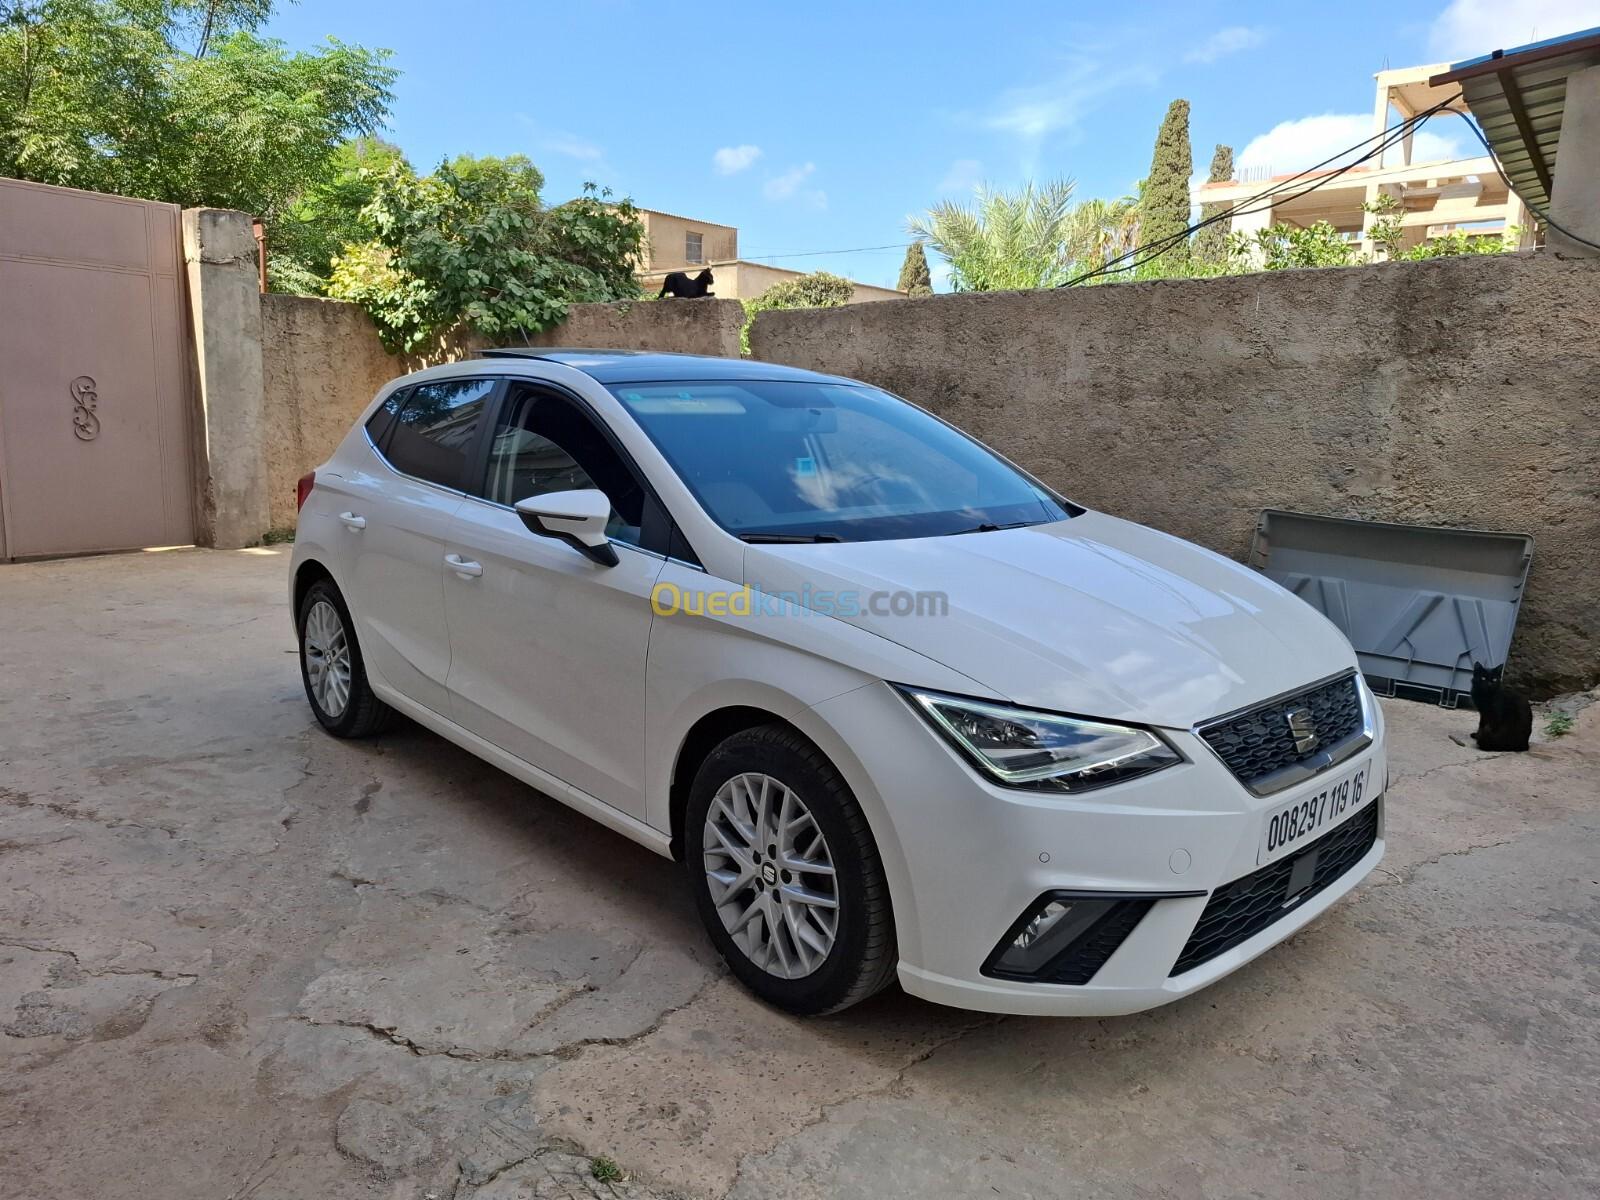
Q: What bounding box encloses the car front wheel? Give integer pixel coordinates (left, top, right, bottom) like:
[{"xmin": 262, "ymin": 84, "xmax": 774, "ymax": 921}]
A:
[{"xmin": 686, "ymin": 725, "xmax": 897, "ymax": 1014}]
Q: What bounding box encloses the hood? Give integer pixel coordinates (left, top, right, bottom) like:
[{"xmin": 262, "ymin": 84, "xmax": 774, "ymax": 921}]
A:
[{"xmin": 743, "ymin": 511, "xmax": 1357, "ymax": 728}]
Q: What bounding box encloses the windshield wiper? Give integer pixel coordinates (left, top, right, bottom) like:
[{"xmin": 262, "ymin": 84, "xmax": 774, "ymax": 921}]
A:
[
  {"xmin": 949, "ymin": 521, "xmax": 1030, "ymax": 536},
  {"xmin": 737, "ymin": 532, "xmax": 844, "ymax": 544}
]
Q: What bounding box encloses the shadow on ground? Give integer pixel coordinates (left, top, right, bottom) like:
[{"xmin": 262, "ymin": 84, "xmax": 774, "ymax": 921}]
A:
[{"xmin": 2, "ymin": 548, "xmax": 1596, "ymax": 1200}]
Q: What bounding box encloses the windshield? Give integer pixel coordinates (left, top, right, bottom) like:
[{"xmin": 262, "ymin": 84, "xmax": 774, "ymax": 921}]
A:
[{"xmin": 605, "ymin": 379, "xmax": 1070, "ymax": 542}]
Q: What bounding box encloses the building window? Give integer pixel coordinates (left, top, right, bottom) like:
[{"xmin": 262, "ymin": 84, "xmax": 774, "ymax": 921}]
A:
[{"xmin": 685, "ymin": 231, "xmax": 704, "ymax": 263}]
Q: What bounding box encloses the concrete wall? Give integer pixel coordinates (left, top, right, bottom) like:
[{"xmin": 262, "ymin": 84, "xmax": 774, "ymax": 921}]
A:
[
  {"xmin": 517, "ymin": 296, "xmax": 744, "ymax": 356},
  {"xmin": 259, "ymin": 295, "xmax": 744, "ymax": 530},
  {"xmin": 750, "ymin": 252, "xmax": 1600, "ymax": 694},
  {"xmin": 637, "ymin": 259, "xmax": 905, "ymax": 303},
  {"xmin": 184, "ymin": 208, "xmax": 269, "ymax": 549},
  {"xmin": 261, "ymin": 294, "xmax": 405, "ymax": 530}
]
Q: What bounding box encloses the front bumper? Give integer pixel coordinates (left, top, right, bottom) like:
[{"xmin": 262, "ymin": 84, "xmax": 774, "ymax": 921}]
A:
[{"xmin": 802, "ymin": 679, "xmax": 1387, "ymax": 1017}]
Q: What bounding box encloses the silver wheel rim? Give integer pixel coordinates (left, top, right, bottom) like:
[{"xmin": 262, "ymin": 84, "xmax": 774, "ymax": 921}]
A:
[
  {"xmin": 702, "ymin": 772, "xmax": 839, "ymax": 979},
  {"xmin": 303, "ymin": 599, "xmax": 352, "ymax": 719}
]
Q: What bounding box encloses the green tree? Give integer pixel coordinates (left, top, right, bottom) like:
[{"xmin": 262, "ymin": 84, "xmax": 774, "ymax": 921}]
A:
[
  {"xmin": 1138, "ymin": 98, "xmax": 1193, "ymax": 274},
  {"xmin": 1192, "ymin": 143, "xmax": 1233, "ymax": 265},
  {"xmin": 907, "ymin": 180, "xmax": 1080, "ymax": 290},
  {"xmin": 750, "ymin": 272, "xmax": 855, "ymax": 309},
  {"xmin": 0, "ymin": 0, "xmax": 395, "ymax": 223},
  {"xmin": 739, "ymin": 271, "xmax": 854, "ymax": 353},
  {"xmin": 329, "ymin": 156, "xmax": 645, "ymax": 351},
  {"xmin": 1400, "ymin": 229, "xmax": 1517, "ymax": 259},
  {"xmin": 1363, "ymin": 192, "xmax": 1405, "ymax": 260},
  {"xmin": 1065, "ymin": 194, "xmax": 1140, "ymax": 280},
  {"xmin": 1232, "ymin": 221, "xmax": 1359, "ymax": 270},
  {"xmin": 897, "ymin": 241, "xmax": 932, "ymax": 295},
  {"xmin": 269, "ymin": 136, "xmax": 410, "ymax": 293}
]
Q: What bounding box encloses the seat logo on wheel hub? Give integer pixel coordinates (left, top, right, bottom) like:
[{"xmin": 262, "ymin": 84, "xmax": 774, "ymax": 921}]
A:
[{"xmin": 761, "ymin": 861, "xmax": 778, "ymax": 886}]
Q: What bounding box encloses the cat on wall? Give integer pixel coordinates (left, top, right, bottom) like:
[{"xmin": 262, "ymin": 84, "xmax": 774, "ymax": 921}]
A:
[
  {"xmin": 658, "ymin": 268, "xmax": 714, "ymax": 299},
  {"xmin": 1470, "ymin": 661, "xmax": 1533, "ymax": 752}
]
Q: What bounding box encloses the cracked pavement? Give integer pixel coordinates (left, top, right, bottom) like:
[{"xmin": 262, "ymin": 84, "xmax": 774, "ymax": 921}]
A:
[{"xmin": 2, "ymin": 547, "xmax": 1597, "ymax": 1199}]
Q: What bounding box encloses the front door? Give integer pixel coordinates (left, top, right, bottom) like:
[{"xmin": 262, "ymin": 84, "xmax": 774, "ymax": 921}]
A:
[{"xmin": 444, "ymin": 386, "xmax": 665, "ymax": 818}]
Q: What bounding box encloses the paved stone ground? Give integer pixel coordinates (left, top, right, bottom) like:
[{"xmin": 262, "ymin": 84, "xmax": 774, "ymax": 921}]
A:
[{"xmin": 1, "ymin": 547, "xmax": 1596, "ymax": 1200}]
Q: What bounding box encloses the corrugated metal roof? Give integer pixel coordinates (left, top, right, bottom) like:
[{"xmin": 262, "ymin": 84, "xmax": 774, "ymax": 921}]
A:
[{"xmin": 1431, "ymin": 25, "xmax": 1600, "ymax": 212}]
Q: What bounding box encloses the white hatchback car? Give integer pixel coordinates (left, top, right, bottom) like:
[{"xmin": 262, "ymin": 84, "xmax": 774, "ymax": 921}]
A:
[{"xmin": 290, "ymin": 350, "xmax": 1386, "ymax": 1016}]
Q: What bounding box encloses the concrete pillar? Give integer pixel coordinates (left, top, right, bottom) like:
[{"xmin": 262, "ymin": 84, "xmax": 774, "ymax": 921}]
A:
[
  {"xmin": 1505, "ymin": 188, "xmax": 1533, "ymax": 249},
  {"xmin": 1548, "ymin": 63, "xmax": 1600, "ymax": 258},
  {"xmin": 183, "ymin": 207, "xmax": 269, "ymax": 548}
]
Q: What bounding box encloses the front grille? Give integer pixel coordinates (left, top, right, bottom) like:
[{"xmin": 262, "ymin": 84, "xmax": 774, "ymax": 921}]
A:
[
  {"xmin": 1169, "ymin": 799, "xmax": 1381, "ymax": 976},
  {"xmin": 1199, "ymin": 674, "xmax": 1363, "ymax": 791}
]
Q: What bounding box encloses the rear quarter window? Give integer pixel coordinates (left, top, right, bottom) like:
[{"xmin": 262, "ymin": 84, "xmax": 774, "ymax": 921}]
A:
[
  {"xmin": 372, "ymin": 379, "xmax": 498, "ymax": 490},
  {"xmin": 364, "ymin": 386, "xmax": 409, "ymax": 451}
]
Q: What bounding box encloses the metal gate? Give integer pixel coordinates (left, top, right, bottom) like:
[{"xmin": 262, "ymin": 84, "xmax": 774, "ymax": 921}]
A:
[{"xmin": 0, "ymin": 178, "xmax": 196, "ymax": 559}]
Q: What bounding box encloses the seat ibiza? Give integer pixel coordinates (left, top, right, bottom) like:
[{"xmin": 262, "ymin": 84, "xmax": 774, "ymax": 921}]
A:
[{"xmin": 290, "ymin": 350, "xmax": 1386, "ymax": 1016}]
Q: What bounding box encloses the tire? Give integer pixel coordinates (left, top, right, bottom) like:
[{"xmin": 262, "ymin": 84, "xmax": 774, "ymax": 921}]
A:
[
  {"xmin": 685, "ymin": 724, "xmax": 897, "ymax": 1015},
  {"xmin": 296, "ymin": 578, "xmax": 394, "ymax": 739}
]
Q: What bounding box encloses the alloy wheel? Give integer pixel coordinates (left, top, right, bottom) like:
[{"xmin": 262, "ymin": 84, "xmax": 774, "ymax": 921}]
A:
[
  {"xmin": 303, "ymin": 598, "xmax": 352, "ymax": 719},
  {"xmin": 702, "ymin": 772, "xmax": 840, "ymax": 979}
]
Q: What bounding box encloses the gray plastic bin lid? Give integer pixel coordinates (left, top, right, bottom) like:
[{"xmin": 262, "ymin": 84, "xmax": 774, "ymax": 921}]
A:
[{"xmin": 1247, "ymin": 510, "xmax": 1533, "ymax": 702}]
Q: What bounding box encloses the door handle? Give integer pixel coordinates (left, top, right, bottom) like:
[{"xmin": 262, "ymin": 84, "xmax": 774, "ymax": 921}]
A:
[
  {"xmin": 338, "ymin": 512, "xmax": 367, "ymax": 531},
  {"xmin": 445, "ymin": 554, "xmax": 483, "ymax": 579}
]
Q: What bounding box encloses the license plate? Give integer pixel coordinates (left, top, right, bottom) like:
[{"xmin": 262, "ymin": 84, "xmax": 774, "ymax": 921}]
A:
[{"xmin": 1257, "ymin": 761, "xmax": 1371, "ymax": 865}]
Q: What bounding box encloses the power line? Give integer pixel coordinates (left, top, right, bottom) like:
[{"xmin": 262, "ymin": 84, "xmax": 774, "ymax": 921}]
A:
[
  {"xmin": 738, "ymin": 242, "xmax": 912, "ymax": 262},
  {"xmin": 1443, "ymin": 108, "xmax": 1600, "ymax": 252},
  {"xmin": 729, "ymin": 88, "xmax": 1600, "ymax": 278},
  {"xmin": 1059, "ymin": 93, "xmax": 1467, "ymax": 287}
]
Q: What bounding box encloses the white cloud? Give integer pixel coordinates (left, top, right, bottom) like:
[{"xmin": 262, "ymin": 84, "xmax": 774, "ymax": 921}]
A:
[
  {"xmin": 542, "ymin": 133, "xmax": 604, "ymax": 162},
  {"xmin": 937, "ymin": 158, "xmax": 984, "ymax": 195},
  {"xmin": 1429, "ymin": 0, "xmax": 1600, "ymax": 61},
  {"xmin": 712, "ymin": 144, "xmax": 762, "ymax": 175},
  {"xmin": 764, "ymin": 162, "xmax": 816, "ymax": 200},
  {"xmin": 1185, "ymin": 26, "xmax": 1267, "ymax": 64},
  {"xmin": 983, "ymin": 57, "xmax": 1158, "ymax": 140},
  {"xmin": 1235, "ymin": 112, "xmax": 1462, "ymax": 176}
]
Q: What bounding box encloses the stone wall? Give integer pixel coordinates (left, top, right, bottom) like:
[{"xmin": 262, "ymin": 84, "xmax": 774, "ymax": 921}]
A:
[
  {"xmin": 750, "ymin": 253, "xmax": 1600, "ymax": 693},
  {"xmin": 260, "ymin": 296, "xmax": 743, "ymax": 530}
]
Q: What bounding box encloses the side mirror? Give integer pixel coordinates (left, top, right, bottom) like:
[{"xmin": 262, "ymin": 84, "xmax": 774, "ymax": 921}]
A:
[{"xmin": 514, "ymin": 489, "xmax": 619, "ymax": 567}]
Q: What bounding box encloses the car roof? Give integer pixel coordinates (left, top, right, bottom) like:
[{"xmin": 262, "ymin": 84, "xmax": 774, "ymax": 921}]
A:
[{"xmin": 473, "ymin": 348, "xmax": 859, "ymax": 386}]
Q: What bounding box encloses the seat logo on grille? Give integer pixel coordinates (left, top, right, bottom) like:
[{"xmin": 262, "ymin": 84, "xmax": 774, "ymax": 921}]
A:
[{"xmin": 1285, "ymin": 707, "xmax": 1319, "ymax": 754}]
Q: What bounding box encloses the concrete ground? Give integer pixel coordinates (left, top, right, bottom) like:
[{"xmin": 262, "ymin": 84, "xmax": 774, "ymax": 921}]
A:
[{"xmin": 2, "ymin": 547, "xmax": 1597, "ymax": 1200}]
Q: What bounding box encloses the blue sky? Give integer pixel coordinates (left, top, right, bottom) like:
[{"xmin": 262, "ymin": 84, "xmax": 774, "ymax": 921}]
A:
[{"xmin": 265, "ymin": 0, "xmax": 1600, "ymax": 289}]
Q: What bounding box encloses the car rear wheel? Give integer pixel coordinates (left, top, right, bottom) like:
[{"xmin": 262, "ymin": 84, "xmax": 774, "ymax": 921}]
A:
[
  {"xmin": 686, "ymin": 725, "xmax": 897, "ymax": 1014},
  {"xmin": 297, "ymin": 579, "xmax": 393, "ymax": 738}
]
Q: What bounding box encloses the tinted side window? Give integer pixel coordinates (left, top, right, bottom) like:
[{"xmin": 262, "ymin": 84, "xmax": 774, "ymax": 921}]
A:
[
  {"xmin": 381, "ymin": 379, "xmax": 496, "ymax": 489},
  {"xmin": 484, "ymin": 390, "xmax": 647, "ymax": 545},
  {"xmin": 365, "ymin": 386, "xmax": 408, "ymax": 450}
]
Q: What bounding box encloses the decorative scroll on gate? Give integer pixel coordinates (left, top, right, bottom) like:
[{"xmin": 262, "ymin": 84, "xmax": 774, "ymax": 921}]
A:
[{"xmin": 70, "ymin": 375, "xmax": 100, "ymax": 441}]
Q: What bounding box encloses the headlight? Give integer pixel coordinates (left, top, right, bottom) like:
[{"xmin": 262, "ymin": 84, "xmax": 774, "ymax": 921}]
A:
[{"xmin": 898, "ymin": 688, "xmax": 1181, "ymax": 792}]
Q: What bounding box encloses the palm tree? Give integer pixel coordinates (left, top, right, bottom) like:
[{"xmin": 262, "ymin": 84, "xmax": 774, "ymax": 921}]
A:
[
  {"xmin": 908, "ymin": 179, "xmax": 1079, "ymax": 291},
  {"xmin": 1065, "ymin": 195, "xmax": 1140, "ymax": 281}
]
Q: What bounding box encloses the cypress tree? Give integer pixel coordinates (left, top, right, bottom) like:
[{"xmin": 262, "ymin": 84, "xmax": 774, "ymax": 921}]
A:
[
  {"xmin": 898, "ymin": 242, "xmax": 933, "ymax": 295},
  {"xmin": 1193, "ymin": 143, "xmax": 1234, "ymax": 266},
  {"xmin": 1139, "ymin": 98, "xmax": 1193, "ymax": 272}
]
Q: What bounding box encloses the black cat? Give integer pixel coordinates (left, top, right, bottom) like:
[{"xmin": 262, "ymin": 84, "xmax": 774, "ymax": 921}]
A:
[
  {"xmin": 658, "ymin": 268, "xmax": 714, "ymax": 298},
  {"xmin": 1470, "ymin": 662, "xmax": 1532, "ymax": 751}
]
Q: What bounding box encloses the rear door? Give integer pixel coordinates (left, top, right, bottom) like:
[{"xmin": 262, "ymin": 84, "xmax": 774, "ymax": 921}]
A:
[
  {"xmin": 443, "ymin": 383, "xmax": 670, "ymax": 818},
  {"xmin": 332, "ymin": 378, "xmax": 498, "ymax": 715}
]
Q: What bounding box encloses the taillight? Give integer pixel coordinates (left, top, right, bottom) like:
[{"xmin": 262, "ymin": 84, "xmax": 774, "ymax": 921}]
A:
[{"xmin": 296, "ymin": 470, "xmax": 316, "ymax": 512}]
